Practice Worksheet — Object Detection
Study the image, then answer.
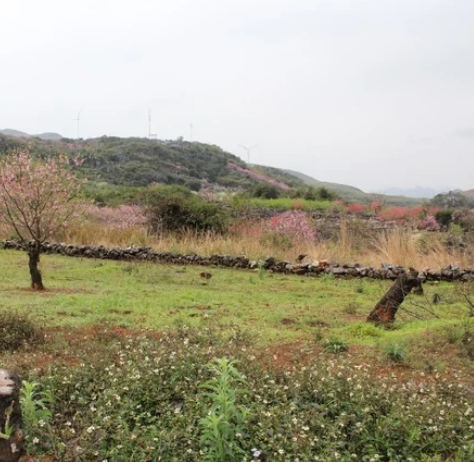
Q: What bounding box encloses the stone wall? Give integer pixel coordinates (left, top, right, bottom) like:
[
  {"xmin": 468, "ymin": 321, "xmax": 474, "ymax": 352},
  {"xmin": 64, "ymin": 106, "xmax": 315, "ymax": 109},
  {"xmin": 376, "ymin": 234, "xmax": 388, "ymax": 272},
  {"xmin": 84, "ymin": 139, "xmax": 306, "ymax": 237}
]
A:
[{"xmin": 2, "ymin": 240, "xmax": 473, "ymax": 282}]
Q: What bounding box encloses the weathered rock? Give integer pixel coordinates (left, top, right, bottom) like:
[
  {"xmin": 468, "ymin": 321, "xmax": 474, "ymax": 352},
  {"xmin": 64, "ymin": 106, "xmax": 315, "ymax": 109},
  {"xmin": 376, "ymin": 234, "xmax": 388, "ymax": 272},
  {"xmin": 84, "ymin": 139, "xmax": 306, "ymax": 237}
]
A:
[{"xmin": 0, "ymin": 370, "xmax": 23, "ymax": 462}]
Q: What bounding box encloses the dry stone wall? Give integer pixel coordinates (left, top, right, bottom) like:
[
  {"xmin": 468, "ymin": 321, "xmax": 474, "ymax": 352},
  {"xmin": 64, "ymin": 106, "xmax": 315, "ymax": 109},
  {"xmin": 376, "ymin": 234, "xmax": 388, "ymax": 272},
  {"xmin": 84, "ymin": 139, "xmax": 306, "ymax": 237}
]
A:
[{"xmin": 2, "ymin": 240, "xmax": 474, "ymax": 282}]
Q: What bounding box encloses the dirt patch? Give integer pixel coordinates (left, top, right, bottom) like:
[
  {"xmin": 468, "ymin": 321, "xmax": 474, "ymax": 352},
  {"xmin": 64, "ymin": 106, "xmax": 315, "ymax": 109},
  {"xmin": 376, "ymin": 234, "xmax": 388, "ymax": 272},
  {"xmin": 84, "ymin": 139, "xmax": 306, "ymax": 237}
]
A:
[{"xmin": 281, "ymin": 317, "xmax": 297, "ymax": 325}]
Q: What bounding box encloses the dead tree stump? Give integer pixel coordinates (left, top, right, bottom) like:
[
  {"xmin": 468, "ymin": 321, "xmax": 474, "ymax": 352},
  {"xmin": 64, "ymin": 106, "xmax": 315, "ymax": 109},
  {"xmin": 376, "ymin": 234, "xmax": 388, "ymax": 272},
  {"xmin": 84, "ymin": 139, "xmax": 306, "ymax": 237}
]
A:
[
  {"xmin": 0, "ymin": 370, "xmax": 23, "ymax": 462},
  {"xmin": 367, "ymin": 268, "xmax": 423, "ymax": 324}
]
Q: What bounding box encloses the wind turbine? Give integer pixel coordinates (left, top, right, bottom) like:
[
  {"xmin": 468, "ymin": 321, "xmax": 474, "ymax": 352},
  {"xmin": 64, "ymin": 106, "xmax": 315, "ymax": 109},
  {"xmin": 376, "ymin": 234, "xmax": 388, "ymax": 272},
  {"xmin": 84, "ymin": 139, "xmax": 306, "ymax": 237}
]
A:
[
  {"xmin": 148, "ymin": 109, "xmax": 157, "ymax": 139},
  {"xmin": 73, "ymin": 110, "xmax": 81, "ymax": 139},
  {"xmin": 238, "ymin": 143, "xmax": 258, "ymax": 164}
]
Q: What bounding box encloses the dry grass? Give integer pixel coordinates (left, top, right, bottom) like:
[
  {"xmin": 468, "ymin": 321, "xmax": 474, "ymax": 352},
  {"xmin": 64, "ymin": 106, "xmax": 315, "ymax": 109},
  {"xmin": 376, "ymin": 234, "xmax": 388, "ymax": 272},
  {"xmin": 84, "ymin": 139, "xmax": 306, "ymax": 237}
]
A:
[{"xmin": 3, "ymin": 218, "xmax": 472, "ymax": 269}]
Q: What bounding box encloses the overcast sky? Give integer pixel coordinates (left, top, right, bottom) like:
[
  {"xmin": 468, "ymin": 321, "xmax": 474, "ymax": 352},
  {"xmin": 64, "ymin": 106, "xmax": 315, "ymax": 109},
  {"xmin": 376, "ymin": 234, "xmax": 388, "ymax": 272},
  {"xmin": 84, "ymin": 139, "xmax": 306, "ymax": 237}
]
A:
[{"xmin": 1, "ymin": 0, "xmax": 474, "ymax": 192}]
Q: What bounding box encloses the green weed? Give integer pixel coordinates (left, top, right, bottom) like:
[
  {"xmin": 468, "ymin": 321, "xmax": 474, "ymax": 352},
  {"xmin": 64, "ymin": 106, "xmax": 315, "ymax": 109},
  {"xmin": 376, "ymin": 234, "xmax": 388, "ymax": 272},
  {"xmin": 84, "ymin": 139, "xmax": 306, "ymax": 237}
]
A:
[
  {"xmin": 383, "ymin": 342, "xmax": 407, "ymax": 363},
  {"xmin": 323, "ymin": 336, "xmax": 349, "ymax": 354},
  {"xmin": 199, "ymin": 358, "xmax": 248, "ymax": 462}
]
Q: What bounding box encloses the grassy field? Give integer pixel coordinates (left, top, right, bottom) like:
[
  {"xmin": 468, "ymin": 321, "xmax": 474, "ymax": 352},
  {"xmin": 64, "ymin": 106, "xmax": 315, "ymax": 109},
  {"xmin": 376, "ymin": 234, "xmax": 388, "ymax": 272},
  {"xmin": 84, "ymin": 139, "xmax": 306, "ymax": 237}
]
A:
[
  {"xmin": 2, "ymin": 248, "xmax": 473, "ymax": 346},
  {"xmin": 2, "ymin": 248, "xmax": 474, "ymax": 461}
]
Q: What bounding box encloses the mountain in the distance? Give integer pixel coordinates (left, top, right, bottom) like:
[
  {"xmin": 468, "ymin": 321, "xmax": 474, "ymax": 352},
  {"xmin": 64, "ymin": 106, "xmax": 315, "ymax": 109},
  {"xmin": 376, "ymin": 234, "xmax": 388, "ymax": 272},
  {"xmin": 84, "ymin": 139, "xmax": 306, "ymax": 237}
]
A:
[
  {"xmin": 284, "ymin": 169, "xmax": 423, "ymax": 206},
  {"xmin": 0, "ymin": 128, "xmax": 62, "ymax": 141},
  {"xmin": 375, "ymin": 186, "xmax": 448, "ymax": 199}
]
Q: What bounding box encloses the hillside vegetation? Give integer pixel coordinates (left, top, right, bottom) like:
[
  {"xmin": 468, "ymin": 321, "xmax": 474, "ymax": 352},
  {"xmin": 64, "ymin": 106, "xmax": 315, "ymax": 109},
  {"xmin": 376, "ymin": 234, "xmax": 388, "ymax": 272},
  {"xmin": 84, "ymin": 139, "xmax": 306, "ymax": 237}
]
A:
[
  {"xmin": 0, "ymin": 133, "xmax": 426, "ymax": 205},
  {"xmin": 285, "ymin": 169, "xmax": 424, "ymax": 206}
]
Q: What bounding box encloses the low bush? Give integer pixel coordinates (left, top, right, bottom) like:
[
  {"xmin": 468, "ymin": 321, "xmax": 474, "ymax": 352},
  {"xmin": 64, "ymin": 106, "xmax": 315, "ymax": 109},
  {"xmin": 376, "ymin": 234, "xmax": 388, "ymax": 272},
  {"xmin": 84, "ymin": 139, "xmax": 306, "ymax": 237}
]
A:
[
  {"xmin": 0, "ymin": 311, "xmax": 44, "ymax": 351},
  {"xmin": 145, "ymin": 185, "xmax": 229, "ymax": 235},
  {"xmin": 263, "ymin": 210, "xmax": 317, "ymax": 249}
]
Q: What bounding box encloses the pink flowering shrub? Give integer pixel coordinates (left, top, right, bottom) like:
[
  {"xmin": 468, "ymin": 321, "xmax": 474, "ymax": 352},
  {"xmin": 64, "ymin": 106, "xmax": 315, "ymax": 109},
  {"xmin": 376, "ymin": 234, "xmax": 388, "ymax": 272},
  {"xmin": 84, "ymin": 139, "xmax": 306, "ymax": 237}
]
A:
[
  {"xmin": 377, "ymin": 206, "xmax": 409, "ymax": 221},
  {"xmin": 370, "ymin": 201, "xmax": 381, "ymax": 212},
  {"xmin": 413, "ymin": 206, "xmax": 430, "ymax": 219},
  {"xmin": 417, "ymin": 215, "xmax": 441, "ymax": 231},
  {"xmin": 346, "ymin": 203, "xmax": 366, "ymax": 214},
  {"xmin": 84, "ymin": 204, "xmax": 147, "ymax": 230},
  {"xmin": 264, "ymin": 210, "xmax": 317, "ymax": 248}
]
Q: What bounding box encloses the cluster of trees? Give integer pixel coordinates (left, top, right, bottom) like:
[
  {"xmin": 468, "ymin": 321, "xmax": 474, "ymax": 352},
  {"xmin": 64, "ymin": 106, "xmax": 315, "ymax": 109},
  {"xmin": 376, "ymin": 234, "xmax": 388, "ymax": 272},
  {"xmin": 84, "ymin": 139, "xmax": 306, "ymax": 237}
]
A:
[{"xmin": 247, "ymin": 182, "xmax": 337, "ymax": 201}]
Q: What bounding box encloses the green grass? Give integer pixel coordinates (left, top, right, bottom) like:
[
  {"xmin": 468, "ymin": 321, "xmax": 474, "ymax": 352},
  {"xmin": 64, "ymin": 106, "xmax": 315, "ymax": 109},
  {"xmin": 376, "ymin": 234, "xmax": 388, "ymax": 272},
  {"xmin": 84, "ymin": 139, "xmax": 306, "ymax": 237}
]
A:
[
  {"xmin": 1, "ymin": 249, "xmax": 472, "ymax": 346},
  {"xmin": 247, "ymin": 197, "xmax": 334, "ymax": 211},
  {"xmin": 3, "ymin": 250, "xmax": 474, "ymax": 461}
]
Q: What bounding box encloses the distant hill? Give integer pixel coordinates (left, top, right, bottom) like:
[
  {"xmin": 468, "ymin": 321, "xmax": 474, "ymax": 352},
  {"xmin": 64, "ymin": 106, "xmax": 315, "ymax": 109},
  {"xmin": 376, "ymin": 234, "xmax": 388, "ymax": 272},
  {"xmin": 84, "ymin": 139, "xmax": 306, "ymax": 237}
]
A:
[
  {"xmin": 0, "ymin": 128, "xmax": 62, "ymax": 141},
  {"xmin": 375, "ymin": 186, "xmax": 447, "ymax": 199},
  {"xmin": 0, "ymin": 133, "xmax": 304, "ymax": 192},
  {"xmin": 0, "ymin": 132, "xmax": 424, "ymax": 205},
  {"xmin": 0, "ymin": 129, "xmax": 31, "ymax": 138},
  {"xmin": 284, "ymin": 169, "xmax": 423, "ymax": 206}
]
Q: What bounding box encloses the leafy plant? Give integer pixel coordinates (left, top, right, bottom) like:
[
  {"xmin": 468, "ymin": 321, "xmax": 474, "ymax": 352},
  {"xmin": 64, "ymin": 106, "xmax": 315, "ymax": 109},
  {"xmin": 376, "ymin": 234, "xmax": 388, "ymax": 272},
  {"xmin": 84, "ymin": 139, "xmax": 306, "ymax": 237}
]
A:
[
  {"xmin": 383, "ymin": 342, "xmax": 406, "ymax": 363},
  {"xmin": 199, "ymin": 358, "xmax": 248, "ymax": 462},
  {"xmin": 20, "ymin": 380, "xmax": 52, "ymax": 453},
  {"xmin": 21, "ymin": 381, "xmax": 52, "ymax": 428},
  {"xmin": 323, "ymin": 336, "xmax": 349, "ymax": 354}
]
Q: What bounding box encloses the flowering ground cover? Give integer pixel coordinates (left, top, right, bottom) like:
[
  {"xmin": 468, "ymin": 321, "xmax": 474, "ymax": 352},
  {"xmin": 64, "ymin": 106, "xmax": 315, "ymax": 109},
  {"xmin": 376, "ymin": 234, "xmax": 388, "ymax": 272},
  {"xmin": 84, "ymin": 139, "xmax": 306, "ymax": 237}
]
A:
[{"xmin": 1, "ymin": 249, "xmax": 474, "ymax": 461}]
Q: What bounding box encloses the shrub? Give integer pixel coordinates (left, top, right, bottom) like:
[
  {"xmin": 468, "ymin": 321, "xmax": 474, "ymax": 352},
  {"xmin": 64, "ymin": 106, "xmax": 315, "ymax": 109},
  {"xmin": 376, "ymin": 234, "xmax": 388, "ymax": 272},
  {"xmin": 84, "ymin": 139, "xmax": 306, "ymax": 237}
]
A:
[
  {"xmin": 251, "ymin": 183, "xmax": 281, "ymax": 199},
  {"xmin": 264, "ymin": 210, "xmax": 316, "ymax": 247},
  {"xmin": 378, "ymin": 206, "xmax": 409, "ymax": 221},
  {"xmin": 452, "ymin": 207, "xmax": 474, "ymax": 231},
  {"xmin": 84, "ymin": 204, "xmax": 147, "ymax": 230},
  {"xmin": 417, "ymin": 215, "xmax": 441, "ymax": 231},
  {"xmin": 434, "ymin": 209, "xmax": 453, "ymax": 229},
  {"xmin": 0, "ymin": 311, "xmax": 44, "ymax": 351},
  {"xmin": 346, "ymin": 203, "xmax": 366, "ymax": 214},
  {"xmin": 146, "ymin": 185, "xmax": 229, "ymax": 235}
]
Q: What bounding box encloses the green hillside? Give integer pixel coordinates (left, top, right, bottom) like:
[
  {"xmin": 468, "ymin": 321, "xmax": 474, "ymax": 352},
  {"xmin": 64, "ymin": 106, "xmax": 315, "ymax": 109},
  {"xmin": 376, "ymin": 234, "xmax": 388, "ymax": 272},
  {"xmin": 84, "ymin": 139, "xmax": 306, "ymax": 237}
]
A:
[
  {"xmin": 0, "ymin": 133, "xmax": 424, "ymax": 205},
  {"xmin": 284, "ymin": 169, "xmax": 424, "ymax": 206},
  {"xmin": 0, "ymin": 134, "xmax": 305, "ymax": 192}
]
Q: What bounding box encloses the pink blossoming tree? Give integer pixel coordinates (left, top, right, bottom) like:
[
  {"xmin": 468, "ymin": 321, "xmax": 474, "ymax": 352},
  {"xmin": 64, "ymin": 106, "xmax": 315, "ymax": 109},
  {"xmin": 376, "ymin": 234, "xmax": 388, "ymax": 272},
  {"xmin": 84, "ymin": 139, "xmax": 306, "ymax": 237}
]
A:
[{"xmin": 0, "ymin": 150, "xmax": 83, "ymax": 290}]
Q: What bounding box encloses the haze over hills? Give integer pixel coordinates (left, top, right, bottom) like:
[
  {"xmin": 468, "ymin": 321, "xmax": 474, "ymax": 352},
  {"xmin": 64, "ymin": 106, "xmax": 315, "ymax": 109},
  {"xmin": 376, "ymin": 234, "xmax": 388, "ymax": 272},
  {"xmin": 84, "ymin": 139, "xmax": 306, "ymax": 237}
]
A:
[
  {"xmin": 373, "ymin": 186, "xmax": 450, "ymax": 199},
  {"xmin": 283, "ymin": 169, "xmax": 423, "ymax": 206},
  {"xmin": 0, "ymin": 130, "xmax": 461, "ymax": 206},
  {"xmin": 0, "ymin": 128, "xmax": 62, "ymax": 141}
]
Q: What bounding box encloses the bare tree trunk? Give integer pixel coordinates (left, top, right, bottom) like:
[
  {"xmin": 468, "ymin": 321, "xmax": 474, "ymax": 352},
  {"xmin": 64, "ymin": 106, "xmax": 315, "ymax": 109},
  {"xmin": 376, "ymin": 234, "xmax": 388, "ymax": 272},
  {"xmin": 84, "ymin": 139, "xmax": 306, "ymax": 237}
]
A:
[
  {"xmin": 28, "ymin": 242, "xmax": 44, "ymax": 291},
  {"xmin": 0, "ymin": 370, "xmax": 24, "ymax": 462},
  {"xmin": 367, "ymin": 268, "xmax": 422, "ymax": 324}
]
